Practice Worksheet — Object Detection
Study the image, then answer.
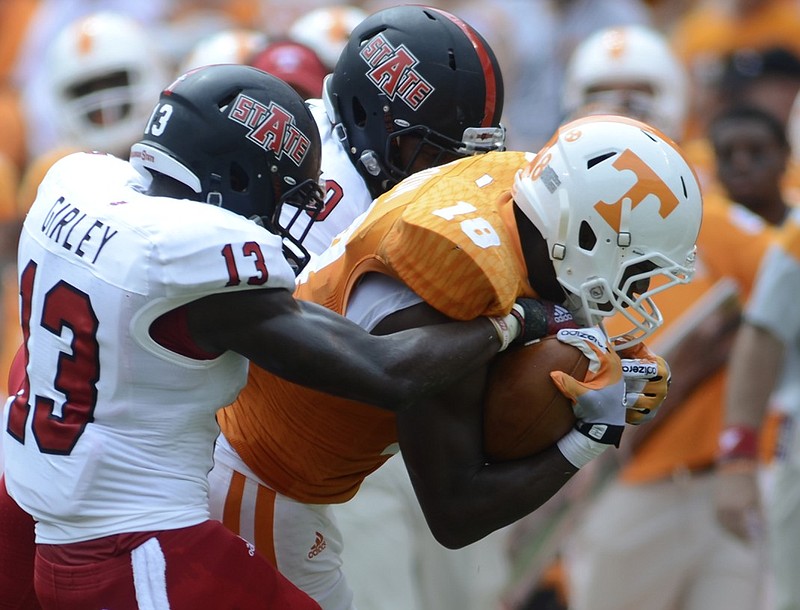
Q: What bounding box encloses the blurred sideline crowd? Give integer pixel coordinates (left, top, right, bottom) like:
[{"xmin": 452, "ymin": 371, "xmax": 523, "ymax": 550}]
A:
[{"xmin": 2, "ymin": 0, "xmax": 800, "ymax": 609}]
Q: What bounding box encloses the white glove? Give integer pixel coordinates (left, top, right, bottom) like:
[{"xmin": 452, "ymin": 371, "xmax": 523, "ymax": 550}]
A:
[{"xmin": 550, "ymin": 327, "xmax": 626, "ymax": 448}]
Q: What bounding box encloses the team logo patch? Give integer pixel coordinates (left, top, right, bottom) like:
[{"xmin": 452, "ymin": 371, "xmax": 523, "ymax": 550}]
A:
[
  {"xmin": 228, "ymin": 94, "xmax": 311, "ymax": 166},
  {"xmin": 360, "ymin": 33, "xmax": 434, "ymax": 110}
]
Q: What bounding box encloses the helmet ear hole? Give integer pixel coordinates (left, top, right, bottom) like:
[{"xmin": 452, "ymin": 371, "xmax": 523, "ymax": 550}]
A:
[
  {"xmin": 351, "ymin": 97, "xmax": 367, "ymax": 128},
  {"xmin": 217, "ymin": 92, "xmax": 238, "ymax": 113},
  {"xmin": 229, "ymin": 162, "xmax": 249, "ymax": 193},
  {"xmin": 578, "ymin": 220, "xmax": 598, "ymax": 251}
]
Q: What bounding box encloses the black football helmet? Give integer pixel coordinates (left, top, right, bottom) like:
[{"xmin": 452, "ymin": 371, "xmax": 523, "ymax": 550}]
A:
[
  {"xmin": 324, "ymin": 5, "xmax": 506, "ymax": 197},
  {"xmin": 130, "ymin": 64, "xmax": 324, "ymax": 271}
]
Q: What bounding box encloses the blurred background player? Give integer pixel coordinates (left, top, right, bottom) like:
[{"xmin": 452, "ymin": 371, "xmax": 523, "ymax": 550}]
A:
[
  {"xmin": 449, "ymin": 0, "xmax": 653, "ymax": 151},
  {"xmin": 497, "ymin": 25, "xmax": 796, "ymax": 610},
  {"xmin": 670, "ymin": 0, "xmax": 800, "ymax": 142},
  {"xmin": 16, "ymin": 4, "xmax": 173, "ymax": 160},
  {"xmin": 714, "ymin": 93, "xmax": 800, "ymax": 610},
  {"xmin": 41, "ymin": 11, "xmax": 169, "ymax": 159},
  {"xmin": 716, "ymin": 193, "xmax": 800, "ymax": 610},
  {"xmin": 172, "ymin": 21, "xmax": 330, "ymax": 107},
  {"xmin": 249, "ymin": 40, "xmax": 329, "ymax": 100},
  {"xmin": 561, "ymin": 24, "xmax": 688, "ymax": 142},
  {"xmin": 176, "ymin": 27, "xmax": 268, "ymax": 74},
  {"xmin": 288, "ymin": 4, "xmax": 368, "ymax": 72},
  {"xmin": 17, "ymin": 11, "xmax": 170, "ymax": 204},
  {"xmin": 684, "ymin": 46, "xmax": 800, "ymax": 197}
]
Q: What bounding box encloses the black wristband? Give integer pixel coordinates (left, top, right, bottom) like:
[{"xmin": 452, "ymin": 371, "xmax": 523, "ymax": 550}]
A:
[
  {"xmin": 512, "ymin": 299, "xmax": 548, "ymax": 345},
  {"xmin": 574, "ymin": 421, "xmax": 624, "ymax": 448}
]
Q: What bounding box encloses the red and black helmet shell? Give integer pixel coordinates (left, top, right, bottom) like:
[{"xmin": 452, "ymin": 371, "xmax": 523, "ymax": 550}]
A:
[
  {"xmin": 328, "ymin": 5, "xmax": 504, "ymax": 193},
  {"xmin": 132, "ymin": 64, "xmax": 322, "ymax": 222}
]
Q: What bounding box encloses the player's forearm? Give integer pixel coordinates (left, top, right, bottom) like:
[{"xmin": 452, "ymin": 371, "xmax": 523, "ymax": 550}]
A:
[
  {"xmin": 725, "ymin": 322, "xmax": 785, "ymax": 428},
  {"xmin": 421, "ymin": 448, "xmax": 578, "ymax": 549},
  {"xmin": 250, "ymin": 299, "xmax": 502, "ymax": 411},
  {"xmin": 373, "ymin": 319, "xmax": 501, "ymax": 408}
]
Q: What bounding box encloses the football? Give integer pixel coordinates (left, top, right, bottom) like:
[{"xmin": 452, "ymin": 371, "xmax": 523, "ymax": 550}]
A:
[{"xmin": 484, "ymin": 335, "xmax": 589, "ymax": 461}]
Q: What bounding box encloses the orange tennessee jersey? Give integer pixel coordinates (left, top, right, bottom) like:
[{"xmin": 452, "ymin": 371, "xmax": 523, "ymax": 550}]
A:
[
  {"xmin": 218, "ymin": 151, "xmax": 538, "ymax": 504},
  {"xmin": 614, "ymin": 194, "xmax": 777, "ymax": 483},
  {"xmin": 0, "ymin": 152, "xmax": 18, "ymax": 222}
]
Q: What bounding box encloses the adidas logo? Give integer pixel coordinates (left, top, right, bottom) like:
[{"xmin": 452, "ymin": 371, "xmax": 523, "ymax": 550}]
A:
[
  {"xmin": 553, "ymin": 305, "xmax": 572, "ymax": 323},
  {"xmin": 307, "ymin": 531, "xmax": 327, "ymax": 559}
]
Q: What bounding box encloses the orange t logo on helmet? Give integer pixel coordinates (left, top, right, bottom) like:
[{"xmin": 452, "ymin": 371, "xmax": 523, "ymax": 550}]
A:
[{"xmin": 593, "ymin": 148, "xmax": 679, "ymax": 232}]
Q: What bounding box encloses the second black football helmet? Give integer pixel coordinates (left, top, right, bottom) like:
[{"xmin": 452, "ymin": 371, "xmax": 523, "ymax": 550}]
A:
[
  {"xmin": 324, "ymin": 5, "xmax": 506, "ymax": 197},
  {"xmin": 130, "ymin": 64, "xmax": 324, "ymax": 271}
]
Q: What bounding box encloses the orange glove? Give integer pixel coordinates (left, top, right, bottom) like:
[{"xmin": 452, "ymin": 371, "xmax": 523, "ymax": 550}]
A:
[{"xmin": 615, "ymin": 339, "xmax": 671, "ymax": 425}]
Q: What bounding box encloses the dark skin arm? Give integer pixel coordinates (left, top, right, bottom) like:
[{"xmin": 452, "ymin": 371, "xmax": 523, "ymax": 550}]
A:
[
  {"xmin": 379, "ymin": 301, "xmax": 579, "ymax": 549},
  {"xmin": 185, "ymin": 287, "xmax": 502, "ymax": 413},
  {"xmin": 715, "ymin": 322, "xmax": 785, "ymax": 541}
]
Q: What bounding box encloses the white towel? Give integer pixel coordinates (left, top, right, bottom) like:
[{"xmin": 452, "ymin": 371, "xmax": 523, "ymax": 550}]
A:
[{"xmin": 131, "ymin": 536, "xmax": 171, "ymax": 610}]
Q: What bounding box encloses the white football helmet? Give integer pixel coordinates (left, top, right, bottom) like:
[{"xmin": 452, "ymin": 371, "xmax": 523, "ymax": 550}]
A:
[
  {"xmin": 288, "ymin": 5, "xmax": 368, "ymax": 70},
  {"xmin": 45, "ymin": 12, "xmax": 170, "ymax": 158},
  {"xmin": 178, "ymin": 29, "xmax": 269, "ymax": 74},
  {"xmin": 513, "ymin": 115, "xmax": 702, "ymax": 349},
  {"xmin": 562, "ymin": 25, "xmax": 689, "ymax": 141}
]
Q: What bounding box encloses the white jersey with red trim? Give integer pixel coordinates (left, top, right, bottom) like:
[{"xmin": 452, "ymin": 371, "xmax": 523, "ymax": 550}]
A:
[
  {"xmin": 3, "ymin": 152, "xmax": 295, "ymax": 544},
  {"xmin": 282, "ymin": 98, "xmax": 374, "ymax": 257}
]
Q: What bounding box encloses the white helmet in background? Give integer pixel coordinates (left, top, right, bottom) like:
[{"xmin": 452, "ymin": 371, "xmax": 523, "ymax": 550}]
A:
[
  {"xmin": 45, "ymin": 12, "xmax": 170, "ymax": 158},
  {"xmin": 178, "ymin": 29, "xmax": 269, "ymax": 74},
  {"xmin": 513, "ymin": 115, "xmax": 702, "ymax": 349},
  {"xmin": 289, "ymin": 5, "xmax": 368, "ymax": 70},
  {"xmin": 562, "ymin": 25, "xmax": 689, "ymax": 141}
]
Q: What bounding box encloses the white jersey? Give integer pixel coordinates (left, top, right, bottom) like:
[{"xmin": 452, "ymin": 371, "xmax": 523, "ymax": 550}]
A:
[
  {"xmin": 282, "ymin": 98, "xmax": 374, "ymax": 257},
  {"xmin": 745, "ymin": 206, "xmax": 800, "ymax": 415},
  {"xmin": 3, "ymin": 152, "xmax": 295, "ymax": 544}
]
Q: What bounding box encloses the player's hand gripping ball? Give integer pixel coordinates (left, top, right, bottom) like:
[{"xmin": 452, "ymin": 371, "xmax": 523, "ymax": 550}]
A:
[
  {"xmin": 484, "ymin": 335, "xmax": 590, "ymax": 461},
  {"xmin": 615, "ymin": 339, "xmax": 671, "ymax": 424}
]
